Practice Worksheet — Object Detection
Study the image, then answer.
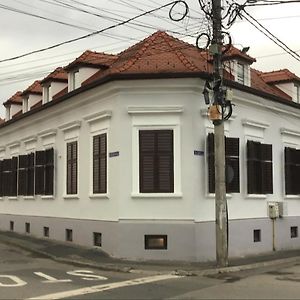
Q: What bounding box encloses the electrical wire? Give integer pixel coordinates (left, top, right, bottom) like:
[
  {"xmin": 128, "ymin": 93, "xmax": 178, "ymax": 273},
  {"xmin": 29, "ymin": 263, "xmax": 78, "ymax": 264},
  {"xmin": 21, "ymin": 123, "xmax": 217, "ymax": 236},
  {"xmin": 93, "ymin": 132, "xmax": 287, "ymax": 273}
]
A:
[{"xmin": 0, "ymin": 1, "xmax": 185, "ymax": 64}]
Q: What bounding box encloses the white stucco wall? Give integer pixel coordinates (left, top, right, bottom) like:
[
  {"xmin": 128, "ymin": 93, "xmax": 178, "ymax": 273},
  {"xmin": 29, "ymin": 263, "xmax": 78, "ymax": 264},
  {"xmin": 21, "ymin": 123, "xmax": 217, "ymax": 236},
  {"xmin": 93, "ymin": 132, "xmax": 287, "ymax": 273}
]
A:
[{"xmin": 0, "ymin": 78, "xmax": 300, "ymax": 226}]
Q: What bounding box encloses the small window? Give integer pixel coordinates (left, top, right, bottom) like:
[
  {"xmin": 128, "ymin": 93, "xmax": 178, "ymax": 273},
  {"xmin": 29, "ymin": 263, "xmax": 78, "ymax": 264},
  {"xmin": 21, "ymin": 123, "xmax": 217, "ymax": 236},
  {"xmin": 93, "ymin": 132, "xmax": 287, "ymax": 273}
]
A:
[
  {"xmin": 237, "ymin": 62, "xmax": 245, "ymax": 84},
  {"xmin": 43, "ymin": 226, "xmax": 49, "ymax": 238},
  {"xmin": 291, "ymin": 226, "xmax": 298, "ymax": 238},
  {"xmin": 145, "ymin": 235, "xmax": 168, "ymax": 250},
  {"xmin": 25, "ymin": 222, "xmax": 30, "ymax": 234},
  {"xmin": 10, "ymin": 221, "xmax": 14, "ymax": 231},
  {"xmin": 93, "ymin": 232, "xmax": 102, "ymax": 247},
  {"xmin": 66, "ymin": 229, "xmax": 73, "ymax": 242},
  {"xmin": 253, "ymin": 229, "xmax": 261, "ymax": 242}
]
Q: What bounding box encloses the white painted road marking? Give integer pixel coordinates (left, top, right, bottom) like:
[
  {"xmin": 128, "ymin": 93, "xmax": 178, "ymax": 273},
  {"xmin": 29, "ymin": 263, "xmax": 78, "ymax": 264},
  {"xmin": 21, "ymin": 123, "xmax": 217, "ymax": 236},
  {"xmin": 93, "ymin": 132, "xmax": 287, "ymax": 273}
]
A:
[
  {"xmin": 0, "ymin": 275, "xmax": 27, "ymax": 287},
  {"xmin": 27, "ymin": 274, "xmax": 181, "ymax": 300},
  {"xmin": 34, "ymin": 272, "xmax": 72, "ymax": 283},
  {"xmin": 66, "ymin": 270, "xmax": 107, "ymax": 281}
]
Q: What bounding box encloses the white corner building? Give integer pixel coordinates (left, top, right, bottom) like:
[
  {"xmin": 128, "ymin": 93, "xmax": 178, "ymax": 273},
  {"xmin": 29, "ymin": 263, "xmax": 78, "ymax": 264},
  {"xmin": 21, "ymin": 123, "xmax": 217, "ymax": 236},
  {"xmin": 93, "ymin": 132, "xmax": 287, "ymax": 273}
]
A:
[{"xmin": 1, "ymin": 31, "xmax": 300, "ymax": 262}]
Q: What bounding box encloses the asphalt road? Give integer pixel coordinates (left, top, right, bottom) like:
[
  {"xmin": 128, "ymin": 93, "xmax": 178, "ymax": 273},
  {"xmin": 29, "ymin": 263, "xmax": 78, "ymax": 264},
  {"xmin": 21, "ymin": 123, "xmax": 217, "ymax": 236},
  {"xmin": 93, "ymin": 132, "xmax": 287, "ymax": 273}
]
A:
[{"xmin": 2, "ymin": 241, "xmax": 300, "ymax": 299}]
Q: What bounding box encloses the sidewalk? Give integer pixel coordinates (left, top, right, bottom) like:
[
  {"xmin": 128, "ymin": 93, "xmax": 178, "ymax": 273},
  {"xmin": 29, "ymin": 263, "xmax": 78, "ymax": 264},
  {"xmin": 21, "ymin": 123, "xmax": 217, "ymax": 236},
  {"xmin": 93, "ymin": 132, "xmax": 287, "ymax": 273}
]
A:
[{"xmin": 1, "ymin": 230, "xmax": 300, "ymax": 276}]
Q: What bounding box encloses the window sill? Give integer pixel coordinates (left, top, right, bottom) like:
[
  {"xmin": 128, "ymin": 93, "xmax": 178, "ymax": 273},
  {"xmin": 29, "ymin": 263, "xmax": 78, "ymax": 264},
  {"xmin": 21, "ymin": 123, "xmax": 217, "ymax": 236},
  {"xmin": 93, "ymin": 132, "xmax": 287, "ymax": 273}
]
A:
[
  {"xmin": 89, "ymin": 194, "xmax": 109, "ymax": 199},
  {"xmin": 245, "ymin": 194, "xmax": 267, "ymax": 199},
  {"xmin": 206, "ymin": 193, "xmax": 233, "ymax": 199},
  {"xmin": 131, "ymin": 193, "xmax": 182, "ymax": 199},
  {"xmin": 41, "ymin": 195, "xmax": 54, "ymax": 200},
  {"xmin": 63, "ymin": 194, "xmax": 79, "ymax": 200},
  {"xmin": 8, "ymin": 197, "xmax": 18, "ymax": 200},
  {"xmin": 284, "ymin": 195, "xmax": 300, "ymax": 200},
  {"xmin": 23, "ymin": 196, "xmax": 35, "ymax": 200}
]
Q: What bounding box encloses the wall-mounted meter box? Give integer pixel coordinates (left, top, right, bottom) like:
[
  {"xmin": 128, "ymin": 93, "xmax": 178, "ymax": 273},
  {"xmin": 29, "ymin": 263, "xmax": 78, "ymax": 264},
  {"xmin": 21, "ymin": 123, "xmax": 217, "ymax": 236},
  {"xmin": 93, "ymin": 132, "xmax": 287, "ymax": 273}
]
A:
[{"xmin": 268, "ymin": 202, "xmax": 279, "ymax": 219}]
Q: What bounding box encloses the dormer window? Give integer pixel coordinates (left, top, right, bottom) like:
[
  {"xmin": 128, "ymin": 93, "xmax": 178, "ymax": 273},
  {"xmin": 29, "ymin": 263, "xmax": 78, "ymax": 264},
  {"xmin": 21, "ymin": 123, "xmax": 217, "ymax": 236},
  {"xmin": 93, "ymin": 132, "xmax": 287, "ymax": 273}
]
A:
[
  {"xmin": 23, "ymin": 97, "xmax": 29, "ymax": 113},
  {"xmin": 43, "ymin": 85, "xmax": 51, "ymax": 103},
  {"xmin": 70, "ymin": 70, "xmax": 80, "ymax": 91},
  {"xmin": 237, "ymin": 62, "xmax": 245, "ymax": 84}
]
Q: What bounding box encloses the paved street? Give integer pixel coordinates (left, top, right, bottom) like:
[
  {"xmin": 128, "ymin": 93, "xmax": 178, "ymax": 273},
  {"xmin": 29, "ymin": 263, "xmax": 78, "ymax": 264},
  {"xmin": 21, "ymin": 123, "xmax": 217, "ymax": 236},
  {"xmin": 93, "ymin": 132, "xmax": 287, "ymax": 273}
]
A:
[{"xmin": 2, "ymin": 240, "xmax": 300, "ymax": 299}]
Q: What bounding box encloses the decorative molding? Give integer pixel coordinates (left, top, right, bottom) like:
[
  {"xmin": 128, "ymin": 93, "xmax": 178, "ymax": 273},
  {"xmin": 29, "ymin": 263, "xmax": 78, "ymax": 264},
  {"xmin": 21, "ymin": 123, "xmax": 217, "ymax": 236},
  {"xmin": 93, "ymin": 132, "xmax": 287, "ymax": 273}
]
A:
[
  {"xmin": 280, "ymin": 128, "xmax": 300, "ymax": 138},
  {"xmin": 39, "ymin": 129, "xmax": 57, "ymax": 139},
  {"xmin": 22, "ymin": 136, "xmax": 37, "ymax": 144},
  {"xmin": 7, "ymin": 142, "xmax": 20, "ymax": 149},
  {"xmin": 83, "ymin": 110, "xmax": 112, "ymax": 123},
  {"xmin": 242, "ymin": 119, "xmax": 270, "ymax": 130},
  {"xmin": 128, "ymin": 106, "xmax": 184, "ymax": 114},
  {"xmin": 59, "ymin": 120, "xmax": 81, "ymax": 132}
]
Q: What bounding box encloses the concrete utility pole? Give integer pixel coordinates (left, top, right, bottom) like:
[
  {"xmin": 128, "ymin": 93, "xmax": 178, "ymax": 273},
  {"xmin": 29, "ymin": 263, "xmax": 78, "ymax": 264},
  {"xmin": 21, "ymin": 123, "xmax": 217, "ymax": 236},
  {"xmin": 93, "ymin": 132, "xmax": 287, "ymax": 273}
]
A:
[{"xmin": 211, "ymin": 0, "xmax": 228, "ymax": 267}]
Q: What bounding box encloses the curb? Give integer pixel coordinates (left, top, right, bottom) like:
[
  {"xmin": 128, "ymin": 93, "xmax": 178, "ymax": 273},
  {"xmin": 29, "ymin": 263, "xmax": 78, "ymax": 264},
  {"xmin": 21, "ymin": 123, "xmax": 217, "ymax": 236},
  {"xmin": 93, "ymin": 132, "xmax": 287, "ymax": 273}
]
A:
[{"xmin": 1, "ymin": 236, "xmax": 300, "ymax": 277}]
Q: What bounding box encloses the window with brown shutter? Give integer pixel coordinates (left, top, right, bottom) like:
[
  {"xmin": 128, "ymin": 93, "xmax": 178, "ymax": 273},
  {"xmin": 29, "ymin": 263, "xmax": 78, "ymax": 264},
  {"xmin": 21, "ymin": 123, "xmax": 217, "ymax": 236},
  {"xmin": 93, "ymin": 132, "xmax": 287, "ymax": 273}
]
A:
[
  {"xmin": 18, "ymin": 155, "xmax": 27, "ymax": 195},
  {"xmin": 139, "ymin": 130, "xmax": 174, "ymax": 193},
  {"xmin": 207, "ymin": 133, "xmax": 240, "ymax": 193},
  {"xmin": 35, "ymin": 150, "xmax": 45, "ymax": 195},
  {"xmin": 67, "ymin": 141, "xmax": 77, "ymax": 195},
  {"xmin": 27, "ymin": 153, "xmax": 35, "ymax": 196},
  {"xmin": 247, "ymin": 140, "xmax": 273, "ymax": 194},
  {"xmin": 45, "ymin": 148, "xmax": 54, "ymax": 195},
  {"xmin": 93, "ymin": 134, "xmax": 107, "ymax": 194},
  {"xmin": 285, "ymin": 147, "xmax": 300, "ymax": 195},
  {"xmin": 11, "ymin": 157, "xmax": 18, "ymax": 197}
]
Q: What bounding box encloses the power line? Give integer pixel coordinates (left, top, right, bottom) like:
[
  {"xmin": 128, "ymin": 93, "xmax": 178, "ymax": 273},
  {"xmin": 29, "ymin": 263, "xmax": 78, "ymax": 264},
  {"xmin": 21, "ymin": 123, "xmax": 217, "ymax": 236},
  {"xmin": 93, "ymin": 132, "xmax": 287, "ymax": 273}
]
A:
[
  {"xmin": 0, "ymin": 1, "xmax": 181, "ymax": 64},
  {"xmin": 0, "ymin": 3, "xmax": 95, "ymax": 32},
  {"xmin": 241, "ymin": 9, "xmax": 300, "ymax": 63}
]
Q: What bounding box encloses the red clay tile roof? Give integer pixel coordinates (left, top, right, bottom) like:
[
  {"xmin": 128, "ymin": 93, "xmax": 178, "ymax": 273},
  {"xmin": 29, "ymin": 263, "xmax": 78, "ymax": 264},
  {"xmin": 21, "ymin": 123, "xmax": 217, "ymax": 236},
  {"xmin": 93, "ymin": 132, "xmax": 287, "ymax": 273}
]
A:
[
  {"xmin": 84, "ymin": 31, "xmax": 234, "ymax": 85},
  {"xmin": 3, "ymin": 91, "xmax": 23, "ymax": 106},
  {"xmin": 260, "ymin": 69, "xmax": 300, "ymax": 84},
  {"xmin": 53, "ymin": 86, "xmax": 68, "ymax": 100},
  {"xmin": 22, "ymin": 80, "xmax": 42, "ymax": 96},
  {"xmin": 30, "ymin": 100, "xmax": 42, "ymax": 110},
  {"xmin": 65, "ymin": 50, "xmax": 118, "ymax": 71},
  {"xmin": 251, "ymin": 69, "xmax": 292, "ymax": 101},
  {"xmin": 41, "ymin": 67, "xmax": 68, "ymax": 84},
  {"xmin": 223, "ymin": 45, "xmax": 256, "ymax": 63},
  {"xmin": 12, "ymin": 110, "xmax": 23, "ymax": 119}
]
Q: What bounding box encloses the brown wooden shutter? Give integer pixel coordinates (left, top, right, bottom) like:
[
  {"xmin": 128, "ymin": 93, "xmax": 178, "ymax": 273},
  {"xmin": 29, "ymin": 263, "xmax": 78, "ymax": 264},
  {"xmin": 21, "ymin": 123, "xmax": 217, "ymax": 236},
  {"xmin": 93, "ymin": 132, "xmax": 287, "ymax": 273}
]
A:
[
  {"xmin": 18, "ymin": 155, "xmax": 27, "ymax": 195},
  {"xmin": 285, "ymin": 147, "xmax": 293, "ymax": 195},
  {"xmin": 45, "ymin": 148, "xmax": 54, "ymax": 195},
  {"xmin": 27, "ymin": 153, "xmax": 35, "ymax": 196},
  {"xmin": 225, "ymin": 137, "xmax": 240, "ymax": 193},
  {"xmin": 35, "ymin": 150, "xmax": 45, "ymax": 195},
  {"xmin": 157, "ymin": 131, "xmax": 174, "ymax": 193},
  {"xmin": 207, "ymin": 133, "xmax": 215, "ymax": 193},
  {"xmin": 139, "ymin": 130, "xmax": 174, "ymax": 193},
  {"xmin": 11, "ymin": 157, "xmax": 18, "ymax": 196},
  {"xmin": 247, "ymin": 140, "xmax": 262, "ymax": 194},
  {"xmin": 67, "ymin": 142, "xmax": 77, "ymax": 194},
  {"xmin": 261, "ymin": 143, "xmax": 273, "ymax": 194},
  {"xmin": 139, "ymin": 131, "xmax": 155, "ymax": 193},
  {"xmin": 93, "ymin": 134, "xmax": 107, "ymax": 194}
]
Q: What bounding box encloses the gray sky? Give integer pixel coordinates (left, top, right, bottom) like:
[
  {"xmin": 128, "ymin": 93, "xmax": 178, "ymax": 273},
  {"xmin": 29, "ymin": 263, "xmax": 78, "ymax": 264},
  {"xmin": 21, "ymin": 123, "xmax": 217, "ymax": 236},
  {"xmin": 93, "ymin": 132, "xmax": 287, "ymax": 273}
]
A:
[{"xmin": 0, "ymin": 0, "xmax": 299, "ymax": 117}]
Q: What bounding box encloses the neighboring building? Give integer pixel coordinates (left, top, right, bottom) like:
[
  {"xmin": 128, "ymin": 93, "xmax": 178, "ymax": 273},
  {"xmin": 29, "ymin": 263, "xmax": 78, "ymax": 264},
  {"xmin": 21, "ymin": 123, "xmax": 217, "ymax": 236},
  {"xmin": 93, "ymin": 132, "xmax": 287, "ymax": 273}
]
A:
[{"xmin": 1, "ymin": 31, "xmax": 300, "ymax": 261}]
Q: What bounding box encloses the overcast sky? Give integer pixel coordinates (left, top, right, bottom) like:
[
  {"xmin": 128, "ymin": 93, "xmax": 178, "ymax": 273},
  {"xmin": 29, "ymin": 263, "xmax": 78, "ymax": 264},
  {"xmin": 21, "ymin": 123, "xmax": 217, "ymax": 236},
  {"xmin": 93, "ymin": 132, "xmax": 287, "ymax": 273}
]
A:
[{"xmin": 0, "ymin": 0, "xmax": 299, "ymax": 117}]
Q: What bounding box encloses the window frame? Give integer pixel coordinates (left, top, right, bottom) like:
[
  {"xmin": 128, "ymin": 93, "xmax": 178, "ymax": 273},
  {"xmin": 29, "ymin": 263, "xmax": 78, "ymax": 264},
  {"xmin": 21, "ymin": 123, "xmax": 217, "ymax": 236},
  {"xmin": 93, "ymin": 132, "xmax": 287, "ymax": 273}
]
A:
[
  {"xmin": 91, "ymin": 131, "xmax": 108, "ymax": 196},
  {"xmin": 132, "ymin": 124, "xmax": 181, "ymax": 198},
  {"xmin": 247, "ymin": 140, "xmax": 273, "ymax": 195},
  {"xmin": 237, "ymin": 62, "xmax": 245, "ymax": 84},
  {"xmin": 139, "ymin": 129, "xmax": 174, "ymax": 194}
]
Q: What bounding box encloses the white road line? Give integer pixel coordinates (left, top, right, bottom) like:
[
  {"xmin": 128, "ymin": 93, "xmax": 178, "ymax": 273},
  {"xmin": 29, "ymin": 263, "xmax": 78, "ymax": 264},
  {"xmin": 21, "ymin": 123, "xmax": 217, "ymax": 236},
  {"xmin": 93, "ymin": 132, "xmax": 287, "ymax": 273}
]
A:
[{"xmin": 27, "ymin": 274, "xmax": 180, "ymax": 300}]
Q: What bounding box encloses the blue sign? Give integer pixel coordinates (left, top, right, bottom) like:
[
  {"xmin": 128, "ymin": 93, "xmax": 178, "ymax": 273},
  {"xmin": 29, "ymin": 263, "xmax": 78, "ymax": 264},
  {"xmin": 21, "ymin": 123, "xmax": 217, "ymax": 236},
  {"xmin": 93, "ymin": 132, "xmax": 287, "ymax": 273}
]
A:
[
  {"xmin": 194, "ymin": 150, "xmax": 204, "ymax": 156},
  {"xmin": 109, "ymin": 151, "xmax": 119, "ymax": 158}
]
